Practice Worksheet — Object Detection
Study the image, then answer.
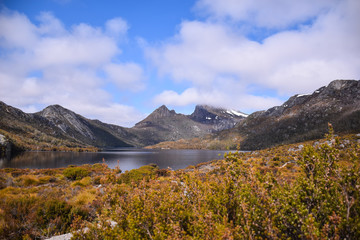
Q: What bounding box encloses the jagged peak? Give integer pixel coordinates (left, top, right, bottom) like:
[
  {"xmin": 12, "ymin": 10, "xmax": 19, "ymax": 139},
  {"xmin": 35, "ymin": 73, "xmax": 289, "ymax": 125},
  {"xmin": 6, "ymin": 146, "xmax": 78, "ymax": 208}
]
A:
[
  {"xmin": 155, "ymin": 105, "xmax": 170, "ymax": 112},
  {"xmin": 145, "ymin": 105, "xmax": 176, "ymax": 119},
  {"xmin": 192, "ymin": 104, "xmax": 247, "ymax": 118}
]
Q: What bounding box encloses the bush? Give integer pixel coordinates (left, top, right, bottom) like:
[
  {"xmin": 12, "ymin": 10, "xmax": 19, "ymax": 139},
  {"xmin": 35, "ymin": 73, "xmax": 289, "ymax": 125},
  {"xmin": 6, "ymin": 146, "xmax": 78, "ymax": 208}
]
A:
[
  {"xmin": 36, "ymin": 199, "xmax": 89, "ymax": 236},
  {"xmin": 117, "ymin": 164, "xmax": 158, "ymax": 185},
  {"xmin": 63, "ymin": 167, "xmax": 90, "ymax": 181},
  {"xmin": 72, "ymin": 176, "xmax": 92, "ymax": 187}
]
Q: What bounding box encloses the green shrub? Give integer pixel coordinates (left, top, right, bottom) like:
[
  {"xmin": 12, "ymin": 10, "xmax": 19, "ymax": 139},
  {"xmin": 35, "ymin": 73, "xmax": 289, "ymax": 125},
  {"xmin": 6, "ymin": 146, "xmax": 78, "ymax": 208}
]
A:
[
  {"xmin": 72, "ymin": 176, "xmax": 92, "ymax": 187},
  {"xmin": 117, "ymin": 164, "xmax": 158, "ymax": 185},
  {"xmin": 63, "ymin": 167, "xmax": 90, "ymax": 181}
]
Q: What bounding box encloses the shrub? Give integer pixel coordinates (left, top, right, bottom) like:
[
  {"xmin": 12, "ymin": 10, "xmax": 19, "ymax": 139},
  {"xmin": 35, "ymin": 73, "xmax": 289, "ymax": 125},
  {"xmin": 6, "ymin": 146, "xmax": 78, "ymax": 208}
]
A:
[
  {"xmin": 117, "ymin": 164, "xmax": 158, "ymax": 185},
  {"xmin": 71, "ymin": 190, "xmax": 96, "ymax": 206},
  {"xmin": 36, "ymin": 199, "xmax": 89, "ymax": 236},
  {"xmin": 16, "ymin": 175, "xmax": 39, "ymax": 186},
  {"xmin": 63, "ymin": 167, "xmax": 90, "ymax": 181},
  {"xmin": 72, "ymin": 176, "xmax": 92, "ymax": 187}
]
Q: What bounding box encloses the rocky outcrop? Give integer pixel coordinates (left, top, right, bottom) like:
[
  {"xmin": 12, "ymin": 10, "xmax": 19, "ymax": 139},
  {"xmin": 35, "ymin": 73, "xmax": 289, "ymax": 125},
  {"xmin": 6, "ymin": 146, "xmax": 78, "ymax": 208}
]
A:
[{"xmin": 0, "ymin": 134, "xmax": 11, "ymax": 158}]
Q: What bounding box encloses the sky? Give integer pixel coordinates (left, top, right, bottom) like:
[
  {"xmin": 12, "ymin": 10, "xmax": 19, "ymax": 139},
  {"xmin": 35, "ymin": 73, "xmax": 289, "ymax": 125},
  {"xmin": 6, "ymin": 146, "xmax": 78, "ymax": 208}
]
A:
[{"xmin": 0, "ymin": 0, "xmax": 359, "ymax": 127}]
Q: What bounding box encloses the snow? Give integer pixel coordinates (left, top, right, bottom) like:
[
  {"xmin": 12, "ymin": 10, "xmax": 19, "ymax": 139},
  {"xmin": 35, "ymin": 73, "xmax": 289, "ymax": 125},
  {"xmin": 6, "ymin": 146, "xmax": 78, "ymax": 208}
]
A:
[
  {"xmin": 226, "ymin": 110, "xmax": 248, "ymax": 117},
  {"xmin": 296, "ymin": 93, "xmax": 310, "ymax": 97}
]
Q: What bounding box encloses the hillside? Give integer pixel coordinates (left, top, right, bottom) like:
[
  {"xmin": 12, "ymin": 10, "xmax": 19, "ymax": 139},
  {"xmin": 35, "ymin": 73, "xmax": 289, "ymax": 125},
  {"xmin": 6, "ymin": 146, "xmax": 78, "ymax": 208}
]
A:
[
  {"xmin": 1, "ymin": 132, "xmax": 359, "ymax": 239},
  {"xmin": 35, "ymin": 105, "xmax": 132, "ymax": 148},
  {"xmin": 149, "ymin": 79, "xmax": 360, "ymax": 150}
]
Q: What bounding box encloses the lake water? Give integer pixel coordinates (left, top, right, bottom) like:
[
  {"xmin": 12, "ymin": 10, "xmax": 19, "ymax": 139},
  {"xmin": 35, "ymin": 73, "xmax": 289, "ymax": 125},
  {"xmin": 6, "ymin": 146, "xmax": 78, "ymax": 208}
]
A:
[{"xmin": 0, "ymin": 149, "xmax": 230, "ymax": 171}]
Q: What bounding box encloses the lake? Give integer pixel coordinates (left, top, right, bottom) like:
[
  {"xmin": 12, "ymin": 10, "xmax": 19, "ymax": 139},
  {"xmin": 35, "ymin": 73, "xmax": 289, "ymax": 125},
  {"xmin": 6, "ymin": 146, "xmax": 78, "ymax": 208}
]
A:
[{"xmin": 0, "ymin": 149, "xmax": 230, "ymax": 171}]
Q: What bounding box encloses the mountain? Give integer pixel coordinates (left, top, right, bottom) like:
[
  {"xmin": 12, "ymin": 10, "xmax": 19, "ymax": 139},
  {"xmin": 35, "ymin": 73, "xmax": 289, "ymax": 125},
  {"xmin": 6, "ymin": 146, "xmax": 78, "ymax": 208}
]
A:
[
  {"xmin": 235, "ymin": 79, "xmax": 360, "ymax": 149},
  {"xmin": 152, "ymin": 79, "xmax": 360, "ymax": 150},
  {"xmin": 131, "ymin": 105, "xmax": 246, "ymax": 146},
  {"xmin": 0, "ymin": 102, "xmax": 132, "ymax": 149},
  {"xmin": 5, "ymin": 79, "xmax": 356, "ymax": 151},
  {"xmin": 35, "ymin": 105, "xmax": 132, "ymax": 148},
  {"xmin": 0, "ymin": 102, "xmax": 246, "ymax": 150},
  {"xmin": 0, "ymin": 101, "xmax": 81, "ymax": 150}
]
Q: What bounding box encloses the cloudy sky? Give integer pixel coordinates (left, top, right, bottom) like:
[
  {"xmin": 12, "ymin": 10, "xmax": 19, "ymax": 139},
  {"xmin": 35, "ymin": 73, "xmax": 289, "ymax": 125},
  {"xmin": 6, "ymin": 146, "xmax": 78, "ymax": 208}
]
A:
[{"xmin": 1, "ymin": 0, "xmax": 359, "ymax": 127}]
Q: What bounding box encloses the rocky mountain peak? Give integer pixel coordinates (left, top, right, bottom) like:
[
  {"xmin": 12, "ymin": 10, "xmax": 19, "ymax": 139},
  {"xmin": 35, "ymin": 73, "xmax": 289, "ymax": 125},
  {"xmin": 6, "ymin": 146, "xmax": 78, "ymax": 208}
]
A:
[
  {"xmin": 40, "ymin": 104, "xmax": 71, "ymax": 116},
  {"xmin": 148, "ymin": 105, "xmax": 176, "ymax": 119},
  {"xmin": 190, "ymin": 104, "xmax": 247, "ymax": 131},
  {"xmin": 191, "ymin": 105, "xmax": 247, "ymax": 121},
  {"xmin": 35, "ymin": 104, "xmax": 95, "ymax": 139}
]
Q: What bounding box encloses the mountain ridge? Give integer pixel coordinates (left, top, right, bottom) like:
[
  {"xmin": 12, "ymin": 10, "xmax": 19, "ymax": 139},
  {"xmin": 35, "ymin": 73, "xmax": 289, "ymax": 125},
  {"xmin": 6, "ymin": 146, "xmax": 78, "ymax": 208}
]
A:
[
  {"xmin": 1, "ymin": 79, "xmax": 359, "ymax": 152},
  {"xmin": 148, "ymin": 79, "xmax": 360, "ymax": 150},
  {"xmin": 0, "ymin": 101, "xmax": 246, "ymax": 151}
]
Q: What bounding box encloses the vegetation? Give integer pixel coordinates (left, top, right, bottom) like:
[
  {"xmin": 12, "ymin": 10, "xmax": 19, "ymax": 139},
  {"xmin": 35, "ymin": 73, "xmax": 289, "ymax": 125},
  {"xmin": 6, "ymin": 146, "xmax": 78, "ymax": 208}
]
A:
[
  {"xmin": 0, "ymin": 129, "xmax": 359, "ymax": 239},
  {"xmin": 0, "ymin": 129, "xmax": 99, "ymax": 153}
]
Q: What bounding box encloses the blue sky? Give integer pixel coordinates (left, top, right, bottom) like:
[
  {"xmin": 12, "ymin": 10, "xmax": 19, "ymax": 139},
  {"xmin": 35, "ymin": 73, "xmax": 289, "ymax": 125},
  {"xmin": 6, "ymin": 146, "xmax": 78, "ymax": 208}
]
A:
[{"xmin": 0, "ymin": 0, "xmax": 359, "ymax": 127}]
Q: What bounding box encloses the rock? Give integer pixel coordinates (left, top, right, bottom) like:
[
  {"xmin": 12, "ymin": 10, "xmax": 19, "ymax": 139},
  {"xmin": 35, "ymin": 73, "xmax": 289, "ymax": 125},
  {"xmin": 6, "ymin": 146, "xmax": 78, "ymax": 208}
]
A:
[
  {"xmin": 0, "ymin": 134, "xmax": 11, "ymax": 157},
  {"xmin": 46, "ymin": 233, "xmax": 73, "ymax": 240}
]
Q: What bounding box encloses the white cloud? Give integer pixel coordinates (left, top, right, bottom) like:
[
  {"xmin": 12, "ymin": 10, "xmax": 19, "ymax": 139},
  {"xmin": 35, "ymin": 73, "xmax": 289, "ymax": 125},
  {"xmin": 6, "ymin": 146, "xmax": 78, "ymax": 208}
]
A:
[
  {"xmin": 37, "ymin": 11, "xmax": 67, "ymax": 36},
  {"xmin": 104, "ymin": 63, "xmax": 145, "ymax": 91},
  {"xmin": 0, "ymin": 10, "xmax": 145, "ymax": 127},
  {"xmin": 148, "ymin": 0, "xmax": 360, "ymax": 111},
  {"xmin": 195, "ymin": 0, "xmax": 340, "ymax": 29},
  {"xmin": 153, "ymin": 86, "xmax": 282, "ymax": 113},
  {"xmin": 106, "ymin": 17, "xmax": 129, "ymax": 37},
  {"xmin": 74, "ymin": 103, "xmax": 145, "ymax": 128},
  {"xmin": 0, "ymin": 10, "xmax": 37, "ymax": 48}
]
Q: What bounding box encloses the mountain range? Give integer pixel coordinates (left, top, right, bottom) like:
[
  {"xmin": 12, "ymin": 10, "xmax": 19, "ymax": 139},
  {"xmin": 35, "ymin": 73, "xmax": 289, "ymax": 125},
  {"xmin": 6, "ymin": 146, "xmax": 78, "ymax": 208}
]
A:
[
  {"xmin": 151, "ymin": 79, "xmax": 360, "ymax": 150},
  {"xmin": 1, "ymin": 79, "xmax": 359, "ymax": 152},
  {"xmin": 0, "ymin": 100, "xmax": 246, "ymax": 151}
]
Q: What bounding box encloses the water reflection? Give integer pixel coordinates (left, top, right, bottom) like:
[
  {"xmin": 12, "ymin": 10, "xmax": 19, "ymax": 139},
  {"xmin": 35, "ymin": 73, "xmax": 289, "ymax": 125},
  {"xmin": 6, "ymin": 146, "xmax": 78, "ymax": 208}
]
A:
[{"xmin": 0, "ymin": 149, "xmax": 229, "ymax": 171}]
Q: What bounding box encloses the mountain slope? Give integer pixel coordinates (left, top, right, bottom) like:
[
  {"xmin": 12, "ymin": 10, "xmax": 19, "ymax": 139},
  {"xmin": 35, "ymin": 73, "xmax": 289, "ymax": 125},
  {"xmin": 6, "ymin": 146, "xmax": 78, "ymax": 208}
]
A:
[
  {"xmin": 35, "ymin": 105, "xmax": 132, "ymax": 148},
  {"xmin": 0, "ymin": 101, "xmax": 84, "ymax": 150},
  {"xmin": 235, "ymin": 79, "xmax": 360, "ymax": 149}
]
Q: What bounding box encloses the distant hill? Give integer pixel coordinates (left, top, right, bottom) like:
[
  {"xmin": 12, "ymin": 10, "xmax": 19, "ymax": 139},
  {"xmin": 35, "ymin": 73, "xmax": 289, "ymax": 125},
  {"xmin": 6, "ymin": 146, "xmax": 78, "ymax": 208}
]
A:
[{"xmin": 149, "ymin": 79, "xmax": 360, "ymax": 150}]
